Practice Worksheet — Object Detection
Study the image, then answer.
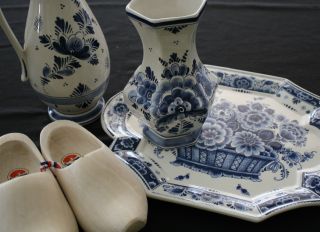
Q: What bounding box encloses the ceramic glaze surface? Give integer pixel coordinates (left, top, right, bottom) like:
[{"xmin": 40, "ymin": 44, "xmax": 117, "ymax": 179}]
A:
[
  {"xmin": 0, "ymin": 0, "xmax": 110, "ymax": 122},
  {"xmin": 123, "ymin": 0, "xmax": 218, "ymax": 147},
  {"xmin": 102, "ymin": 65, "xmax": 320, "ymax": 222}
]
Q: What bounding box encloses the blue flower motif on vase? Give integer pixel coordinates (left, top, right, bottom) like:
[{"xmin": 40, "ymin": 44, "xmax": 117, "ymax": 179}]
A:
[
  {"xmin": 128, "ymin": 51, "xmax": 217, "ymax": 136},
  {"xmin": 150, "ymin": 75, "xmax": 208, "ymax": 133},
  {"xmin": 151, "ymin": 52, "xmax": 216, "ymax": 134},
  {"xmin": 172, "ymin": 98, "xmax": 317, "ymax": 181},
  {"xmin": 128, "ymin": 70, "xmax": 157, "ymax": 111},
  {"xmin": 194, "ymin": 61, "xmax": 218, "ymax": 99},
  {"xmin": 162, "ymin": 63, "xmax": 189, "ymax": 80}
]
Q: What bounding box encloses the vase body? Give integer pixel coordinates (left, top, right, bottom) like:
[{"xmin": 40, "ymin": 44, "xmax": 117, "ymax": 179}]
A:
[
  {"xmin": 0, "ymin": 0, "xmax": 110, "ymax": 124},
  {"xmin": 123, "ymin": 0, "xmax": 218, "ymax": 147}
]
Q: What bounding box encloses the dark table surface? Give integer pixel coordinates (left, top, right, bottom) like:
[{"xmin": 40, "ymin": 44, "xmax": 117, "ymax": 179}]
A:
[{"xmin": 0, "ymin": 0, "xmax": 320, "ymax": 231}]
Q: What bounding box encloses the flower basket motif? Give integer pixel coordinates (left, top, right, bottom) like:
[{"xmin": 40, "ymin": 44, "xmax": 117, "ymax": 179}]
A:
[
  {"xmin": 172, "ymin": 98, "xmax": 316, "ymax": 181},
  {"xmin": 174, "ymin": 147, "xmax": 276, "ymax": 180}
]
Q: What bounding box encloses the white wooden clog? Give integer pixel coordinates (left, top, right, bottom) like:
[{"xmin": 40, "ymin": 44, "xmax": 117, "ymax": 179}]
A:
[
  {"xmin": 40, "ymin": 120, "xmax": 148, "ymax": 232},
  {"xmin": 0, "ymin": 133, "xmax": 78, "ymax": 232}
]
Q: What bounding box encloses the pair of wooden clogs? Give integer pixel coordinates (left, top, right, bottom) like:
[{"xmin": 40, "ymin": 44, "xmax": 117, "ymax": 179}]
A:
[{"xmin": 0, "ymin": 121, "xmax": 148, "ymax": 232}]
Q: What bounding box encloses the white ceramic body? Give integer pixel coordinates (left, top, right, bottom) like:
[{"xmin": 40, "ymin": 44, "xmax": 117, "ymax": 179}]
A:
[
  {"xmin": 1, "ymin": 0, "xmax": 110, "ymax": 116},
  {"xmin": 123, "ymin": 0, "xmax": 218, "ymax": 147}
]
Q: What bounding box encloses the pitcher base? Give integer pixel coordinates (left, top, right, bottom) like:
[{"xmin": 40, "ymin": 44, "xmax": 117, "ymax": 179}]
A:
[{"xmin": 48, "ymin": 98, "xmax": 105, "ymax": 125}]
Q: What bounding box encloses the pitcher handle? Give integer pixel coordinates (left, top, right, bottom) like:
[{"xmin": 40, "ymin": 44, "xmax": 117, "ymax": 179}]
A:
[{"xmin": 0, "ymin": 9, "xmax": 28, "ymax": 81}]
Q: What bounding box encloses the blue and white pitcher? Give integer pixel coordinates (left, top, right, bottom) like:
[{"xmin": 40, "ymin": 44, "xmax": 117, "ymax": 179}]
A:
[
  {"xmin": 0, "ymin": 0, "xmax": 110, "ymax": 124},
  {"xmin": 123, "ymin": 0, "xmax": 219, "ymax": 148}
]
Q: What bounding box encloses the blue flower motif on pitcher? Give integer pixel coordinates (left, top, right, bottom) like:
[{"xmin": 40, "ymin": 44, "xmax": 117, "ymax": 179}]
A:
[
  {"xmin": 196, "ymin": 118, "xmax": 233, "ymax": 150},
  {"xmin": 53, "ymin": 33, "xmax": 93, "ymax": 60},
  {"xmin": 39, "ymin": 9, "xmax": 100, "ymax": 67}
]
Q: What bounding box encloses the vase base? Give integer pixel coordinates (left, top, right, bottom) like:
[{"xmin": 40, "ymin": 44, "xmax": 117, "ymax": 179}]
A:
[
  {"xmin": 48, "ymin": 98, "xmax": 105, "ymax": 125},
  {"xmin": 143, "ymin": 126, "xmax": 202, "ymax": 148}
]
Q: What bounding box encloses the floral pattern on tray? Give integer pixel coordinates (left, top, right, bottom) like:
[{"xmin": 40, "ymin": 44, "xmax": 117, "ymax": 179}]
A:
[
  {"xmin": 171, "ymin": 98, "xmax": 316, "ymax": 181},
  {"xmin": 103, "ymin": 65, "xmax": 320, "ymax": 221}
]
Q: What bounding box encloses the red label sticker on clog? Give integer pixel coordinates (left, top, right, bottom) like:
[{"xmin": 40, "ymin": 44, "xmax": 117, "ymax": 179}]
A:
[
  {"xmin": 61, "ymin": 153, "xmax": 81, "ymax": 166},
  {"xmin": 8, "ymin": 168, "xmax": 29, "ymax": 180}
]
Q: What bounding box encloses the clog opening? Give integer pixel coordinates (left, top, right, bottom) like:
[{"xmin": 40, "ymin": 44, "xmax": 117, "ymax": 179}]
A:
[
  {"xmin": 47, "ymin": 126, "xmax": 102, "ymax": 167},
  {"xmin": 0, "ymin": 141, "xmax": 40, "ymax": 183},
  {"xmin": 127, "ymin": 0, "xmax": 206, "ymax": 23}
]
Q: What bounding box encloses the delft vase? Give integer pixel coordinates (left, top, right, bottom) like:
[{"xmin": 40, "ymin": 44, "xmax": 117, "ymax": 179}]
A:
[
  {"xmin": 123, "ymin": 0, "xmax": 219, "ymax": 148},
  {"xmin": 0, "ymin": 0, "xmax": 110, "ymax": 125}
]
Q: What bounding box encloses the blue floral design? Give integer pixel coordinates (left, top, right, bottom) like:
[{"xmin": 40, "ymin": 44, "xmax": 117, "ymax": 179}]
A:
[
  {"xmin": 194, "ymin": 62, "xmax": 217, "ymax": 98},
  {"xmin": 70, "ymin": 83, "xmax": 93, "ymax": 108},
  {"xmin": 151, "ymin": 75, "xmax": 208, "ymax": 130},
  {"xmin": 279, "ymin": 122, "xmax": 308, "ymax": 146},
  {"xmin": 113, "ymin": 103, "xmax": 129, "ymax": 117},
  {"xmin": 41, "ymin": 56, "xmax": 81, "ymax": 85},
  {"xmin": 126, "ymin": 51, "xmax": 217, "ymax": 135},
  {"xmin": 162, "ymin": 63, "xmax": 189, "ymax": 79},
  {"xmin": 231, "ymin": 131, "xmax": 265, "ymax": 156},
  {"xmin": 53, "ymin": 33, "xmax": 93, "ymax": 60},
  {"xmin": 304, "ymin": 175, "xmax": 320, "ymax": 195},
  {"xmin": 128, "ymin": 72, "xmax": 157, "ymax": 110},
  {"xmin": 39, "ymin": 10, "xmax": 100, "ymax": 67},
  {"xmin": 209, "ymin": 100, "xmax": 236, "ymax": 122},
  {"xmin": 282, "ymin": 150, "xmax": 303, "ymax": 168},
  {"xmin": 73, "ymin": 9, "xmax": 95, "ymax": 35},
  {"xmin": 215, "ymin": 72, "xmax": 281, "ymax": 94},
  {"xmin": 169, "ymin": 96, "xmax": 316, "ymax": 180},
  {"xmin": 238, "ymin": 102, "xmax": 273, "ymax": 131},
  {"xmin": 281, "ymin": 148, "xmax": 315, "ymax": 168},
  {"xmin": 258, "ymin": 130, "xmax": 275, "ymax": 142},
  {"xmin": 232, "ymin": 77, "xmax": 253, "ymax": 89},
  {"xmin": 112, "ymin": 137, "xmax": 141, "ymax": 152},
  {"xmin": 197, "ymin": 118, "xmax": 233, "ymax": 150}
]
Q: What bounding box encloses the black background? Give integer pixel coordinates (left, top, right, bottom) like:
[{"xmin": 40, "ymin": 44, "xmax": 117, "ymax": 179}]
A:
[{"xmin": 0, "ymin": 0, "xmax": 319, "ymax": 231}]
